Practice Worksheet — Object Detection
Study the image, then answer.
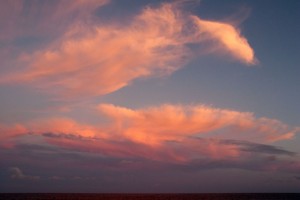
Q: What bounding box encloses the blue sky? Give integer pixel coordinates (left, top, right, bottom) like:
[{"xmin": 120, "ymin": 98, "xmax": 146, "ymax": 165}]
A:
[{"xmin": 0, "ymin": 0, "xmax": 299, "ymax": 192}]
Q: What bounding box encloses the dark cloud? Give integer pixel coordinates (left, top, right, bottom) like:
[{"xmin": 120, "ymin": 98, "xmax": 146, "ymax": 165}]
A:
[
  {"xmin": 1, "ymin": 134, "xmax": 299, "ymax": 193},
  {"xmin": 42, "ymin": 132, "xmax": 90, "ymax": 140},
  {"xmin": 221, "ymin": 139, "xmax": 296, "ymax": 156}
]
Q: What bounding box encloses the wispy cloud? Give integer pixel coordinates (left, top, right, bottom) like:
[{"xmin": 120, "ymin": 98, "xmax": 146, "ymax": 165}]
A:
[
  {"xmin": 0, "ymin": 0, "xmax": 109, "ymax": 42},
  {"xmin": 1, "ymin": 2, "xmax": 256, "ymax": 98},
  {"xmin": 9, "ymin": 167, "xmax": 40, "ymax": 180},
  {"xmin": 1, "ymin": 103, "xmax": 298, "ymax": 171},
  {"xmin": 0, "ymin": 124, "xmax": 27, "ymax": 148},
  {"xmin": 192, "ymin": 17, "xmax": 256, "ymax": 64},
  {"xmin": 98, "ymin": 103, "xmax": 296, "ymax": 145}
]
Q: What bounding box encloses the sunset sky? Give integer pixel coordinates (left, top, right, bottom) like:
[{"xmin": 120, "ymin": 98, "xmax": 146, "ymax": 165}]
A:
[{"xmin": 0, "ymin": 0, "xmax": 299, "ymax": 193}]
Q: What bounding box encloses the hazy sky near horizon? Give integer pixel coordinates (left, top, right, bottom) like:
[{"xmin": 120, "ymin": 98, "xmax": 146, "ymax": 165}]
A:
[{"xmin": 0, "ymin": 0, "xmax": 299, "ymax": 192}]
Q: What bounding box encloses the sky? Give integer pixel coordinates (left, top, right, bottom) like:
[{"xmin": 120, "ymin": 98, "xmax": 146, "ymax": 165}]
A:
[{"xmin": 0, "ymin": 0, "xmax": 299, "ymax": 193}]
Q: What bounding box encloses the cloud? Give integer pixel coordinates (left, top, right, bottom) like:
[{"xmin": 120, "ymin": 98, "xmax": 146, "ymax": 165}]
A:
[
  {"xmin": 0, "ymin": 0, "xmax": 109, "ymax": 43},
  {"xmin": 72, "ymin": 176, "xmax": 96, "ymax": 181},
  {"xmin": 49, "ymin": 175, "xmax": 95, "ymax": 181},
  {"xmin": 98, "ymin": 104, "xmax": 296, "ymax": 145},
  {"xmin": 49, "ymin": 176, "xmax": 65, "ymax": 181},
  {"xmin": 9, "ymin": 167, "xmax": 40, "ymax": 180},
  {"xmin": 2, "ymin": 103, "xmax": 298, "ymax": 164},
  {"xmin": 0, "ymin": 124, "xmax": 27, "ymax": 148},
  {"xmin": 1, "ymin": 2, "xmax": 256, "ymax": 98},
  {"xmin": 26, "ymin": 118, "xmax": 104, "ymax": 138},
  {"xmin": 192, "ymin": 17, "xmax": 256, "ymax": 64},
  {"xmin": 1, "ymin": 103, "xmax": 298, "ymax": 173},
  {"xmin": 222, "ymin": 139, "xmax": 296, "ymax": 156},
  {"xmin": 4, "ymin": 133, "xmax": 300, "ymax": 175}
]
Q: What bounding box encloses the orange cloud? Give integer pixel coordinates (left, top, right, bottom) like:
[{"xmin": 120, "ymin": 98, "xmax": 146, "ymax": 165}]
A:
[
  {"xmin": 0, "ymin": 124, "xmax": 27, "ymax": 148},
  {"xmin": 26, "ymin": 118, "xmax": 104, "ymax": 138},
  {"xmin": 0, "ymin": 103, "xmax": 298, "ymax": 165},
  {"xmin": 192, "ymin": 17, "xmax": 256, "ymax": 64},
  {"xmin": 22, "ymin": 103, "xmax": 299, "ymax": 162},
  {"xmin": 98, "ymin": 104, "xmax": 296, "ymax": 146},
  {"xmin": 1, "ymin": 2, "xmax": 256, "ymax": 98}
]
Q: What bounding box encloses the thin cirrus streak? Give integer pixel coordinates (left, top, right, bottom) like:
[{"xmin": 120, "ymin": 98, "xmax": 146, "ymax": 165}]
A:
[
  {"xmin": 1, "ymin": 2, "xmax": 256, "ymax": 98},
  {"xmin": 1, "ymin": 104, "xmax": 298, "ymax": 165}
]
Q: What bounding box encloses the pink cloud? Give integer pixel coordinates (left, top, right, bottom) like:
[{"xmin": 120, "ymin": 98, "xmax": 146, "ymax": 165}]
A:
[
  {"xmin": 0, "ymin": 0, "xmax": 109, "ymax": 42},
  {"xmin": 1, "ymin": 103, "xmax": 297, "ymax": 165},
  {"xmin": 192, "ymin": 17, "xmax": 256, "ymax": 64},
  {"xmin": 26, "ymin": 118, "xmax": 104, "ymax": 138},
  {"xmin": 0, "ymin": 124, "xmax": 27, "ymax": 148},
  {"xmin": 0, "ymin": 0, "xmax": 23, "ymax": 42},
  {"xmin": 98, "ymin": 104, "xmax": 296, "ymax": 146},
  {"xmin": 1, "ymin": 2, "xmax": 256, "ymax": 98}
]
